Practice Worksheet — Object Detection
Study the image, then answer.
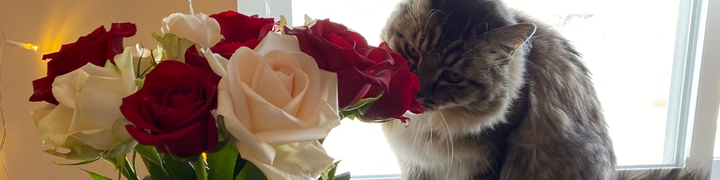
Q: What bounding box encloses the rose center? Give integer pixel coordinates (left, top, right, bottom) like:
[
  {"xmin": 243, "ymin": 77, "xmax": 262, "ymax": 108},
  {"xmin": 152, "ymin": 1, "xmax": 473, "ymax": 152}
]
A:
[{"xmin": 272, "ymin": 66, "xmax": 294, "ymax": 97}]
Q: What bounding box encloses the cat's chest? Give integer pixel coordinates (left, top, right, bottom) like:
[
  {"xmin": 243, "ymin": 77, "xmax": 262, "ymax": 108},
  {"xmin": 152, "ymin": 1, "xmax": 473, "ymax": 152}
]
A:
[{"xmin": 383, "ymin": 122, "xmax": 508, "ymax": 180}]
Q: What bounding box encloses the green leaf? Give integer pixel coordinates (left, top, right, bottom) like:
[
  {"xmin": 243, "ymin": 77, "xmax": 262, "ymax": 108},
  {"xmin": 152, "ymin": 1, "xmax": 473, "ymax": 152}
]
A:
[
  {"xmin": 319, "ymin": 161, "xmax": 342, "ymax": 180},
  {"xmin": 140, "ymin": 156, "xmax": 171, "ymax": 180},
  {"xmin": 208, "ymin": 145, "xmax": 238, "ymax": 180},
  {"xmin": 44, "ymin": 145, "xmax": 101, "ymax": 161},
  {"xmin": 104, "ymin": 156, "xmax": 141, "ymax": 180},
  {"xmin": 135, "ymin": 145, "xmax": 162, "ymax": 166},
  {"xmin": 54, "ymin": 156, "xmax": 100, "ymax": 166},
  {"xmin": 139, "ymin": 153, "xmax": 197, "ymax": 180},
  {"xmin": 339, "ymin": 93, "xmax": 383, "ymax": 119},
  {"xmin": 160, "ymin": 154, "xmax": 197, "ymax": 180},
  {"xmin": 232, "ymin": 155, "xmax": 248, "ymax": 178},
  {"xmin": 82, "ymin": 169, "xmax": 113, "ymax": 180},
  {"xmin": 235, "ymin": 162, "xmax": 267, "ymax": 180},
  {"xmin": 151, "ymin": 32, "xmax": 196, "ymax": 63}
]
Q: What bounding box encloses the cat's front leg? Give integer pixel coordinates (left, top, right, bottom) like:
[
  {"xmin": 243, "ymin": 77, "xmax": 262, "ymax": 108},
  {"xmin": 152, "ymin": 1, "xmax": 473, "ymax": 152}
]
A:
[{"xmin": 499, "ymin": 138, "xmax": 615, "ymax": 180}]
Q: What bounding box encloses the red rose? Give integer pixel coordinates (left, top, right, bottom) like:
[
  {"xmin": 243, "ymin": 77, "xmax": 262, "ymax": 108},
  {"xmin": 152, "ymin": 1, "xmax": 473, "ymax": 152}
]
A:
[
  {"xmin": 363, "ymin": 43, "xmax": 425, "ymax": 121},
  {"xmin": 288, "ymin": 19, "xmax": 395, "ymax": 108},
  {"xmin": 185, "ymin": 44, "xmax": 221, "ymax": 83},
  {"xmin": 121, "ymin": 61, "xmax": 218, "ymax": 157},
  {"xmin": 210, "ymin": 42, "xmax": 244, "ymax": 59},
  {"xmin": 30, "ymin": 23, "xmax": 136, "ymax": 104},
  {"xmin": 209, "ymin": 11, "xmax": 274, "ymax": 59}
]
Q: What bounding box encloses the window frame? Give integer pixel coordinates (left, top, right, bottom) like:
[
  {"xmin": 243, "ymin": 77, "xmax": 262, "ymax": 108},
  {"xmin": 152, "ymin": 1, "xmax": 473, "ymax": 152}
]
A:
[{"xmin": 238, "ymin": 0, "xmax": 720, "ymax": 178}]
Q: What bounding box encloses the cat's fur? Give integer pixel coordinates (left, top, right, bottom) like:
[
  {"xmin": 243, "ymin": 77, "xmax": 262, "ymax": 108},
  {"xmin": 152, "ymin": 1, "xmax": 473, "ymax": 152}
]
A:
[{"xmin": 380, "ymin": 0, "xmax": 616, "ymax": 179}]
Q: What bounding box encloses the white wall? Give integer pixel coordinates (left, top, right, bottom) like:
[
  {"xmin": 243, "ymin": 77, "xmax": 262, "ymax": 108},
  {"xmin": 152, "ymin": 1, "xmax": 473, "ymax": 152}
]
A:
[{"xmin": 0, "ymin": 0, "xmax": 237, "ymax": 179}]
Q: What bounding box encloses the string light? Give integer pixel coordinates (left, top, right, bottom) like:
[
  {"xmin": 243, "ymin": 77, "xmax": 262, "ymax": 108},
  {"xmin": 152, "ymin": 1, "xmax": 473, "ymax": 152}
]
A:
[
  {"xmin": 5, "ymin": 40, "xmax": 38, "ymax": 51},
  {"xmin": 0, "ymin": 28, "xmax": 38, "ymax": 180},
  {"xmin": 0, "ymin": 28, "xmax": 10, "ymax": 180},
  {"xmin": 265, "ymin": 0, "xmax": 271, "ymax": 18},
  {"xmin": 188, "ymin": 0, "xmax": 194, "ymax": 15}
]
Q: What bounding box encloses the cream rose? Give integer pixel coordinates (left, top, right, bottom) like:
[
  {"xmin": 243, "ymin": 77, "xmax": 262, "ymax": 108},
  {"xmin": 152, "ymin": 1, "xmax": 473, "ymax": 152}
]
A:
[
  {"xmin": 161, "ymin": 13, "xmax": 221, "ymax": 48},
  {"xmin": 217, "ymin": 32, "xmax": 340, "ymax": 180},
  {"xmin": 32, "ymin": 48, "xmax": 136, "ymax": 154},
  {"xmin": 202, "ymin": 48, "xmax": 228, "ymax": 77}
]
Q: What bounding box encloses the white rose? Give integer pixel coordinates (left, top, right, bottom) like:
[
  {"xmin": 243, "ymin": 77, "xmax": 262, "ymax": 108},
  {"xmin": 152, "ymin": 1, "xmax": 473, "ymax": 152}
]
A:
[
  {"xmin": 32, "ymin": 48, "xmax": 137, "ymax": 152},
  {"xmin": 201, "ymin": 48, "xmax": 228, "ymax": 77},
  {"xmin": 218, "ymin": 32, "xmax": 340, "ymax": 180},
  {"xmin": 161, "ymin": 13, "xmax": 221, "ymax": 49}
]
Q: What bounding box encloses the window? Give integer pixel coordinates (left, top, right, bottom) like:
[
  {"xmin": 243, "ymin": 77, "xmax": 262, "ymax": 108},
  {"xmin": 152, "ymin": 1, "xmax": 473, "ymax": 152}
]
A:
[{"xmin": 252, "ymin": 0, "xmax": 720, "ymax": 178}]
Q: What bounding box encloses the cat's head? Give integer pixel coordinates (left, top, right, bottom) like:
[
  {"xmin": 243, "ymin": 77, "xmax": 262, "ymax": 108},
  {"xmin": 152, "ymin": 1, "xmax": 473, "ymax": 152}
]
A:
[{"xmin": 382, "ymin": 0, "xmax": 535, "ymax": 131}]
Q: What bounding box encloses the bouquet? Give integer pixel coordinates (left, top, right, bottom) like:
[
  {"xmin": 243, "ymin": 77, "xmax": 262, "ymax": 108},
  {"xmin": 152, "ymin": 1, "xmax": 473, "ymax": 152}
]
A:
[{"xmin": 28, "ymin": 10, "xmax": 423, "ymax": 180}]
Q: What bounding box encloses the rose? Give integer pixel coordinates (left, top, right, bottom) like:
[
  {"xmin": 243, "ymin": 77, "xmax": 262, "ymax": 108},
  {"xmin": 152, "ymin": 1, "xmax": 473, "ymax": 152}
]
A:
[
  {"xmin": 185, "ymin": 44, "xmax": 228, "ymax": 83},
  {"xmin": 217, "ymin": 32, "xmax": 339, "ymax": 179},
  {"xmin": 31, "ymin": 23, "xmax": 137, "ymax": 104},
  {"xmin": 161, "ymin": 13, "xmax": 221, "ymax": 49},
  {"xmin": 121, "ymin": 60, "xmax": 218, "ymax": 157},
  {"xmin": 31, "ymin": 48, "xmax": 136, "ymax": 156},
  {"xmin": 363, "ymin": 43, "xmax": 424, "ymax": 121},
  {"xmin": 288, "ymin": 19, "xmax": 394, "ymax": 108},
  {"xmin": 210, "ymin": 11, "xmax": 274, "ymax": 44},
  {"xmin": 209, "ymin": 11, "xmax": 275, "ymax": 59}
]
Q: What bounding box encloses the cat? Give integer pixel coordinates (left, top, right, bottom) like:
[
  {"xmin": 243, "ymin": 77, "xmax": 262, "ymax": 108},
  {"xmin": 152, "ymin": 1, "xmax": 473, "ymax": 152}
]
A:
[
  {"xmin": 380, "ymin": 0, "xmax": 614, "ymax": 179},
  {"xmin": 380, "ymin": 0, "xmax": 709, "ymax": 179}
]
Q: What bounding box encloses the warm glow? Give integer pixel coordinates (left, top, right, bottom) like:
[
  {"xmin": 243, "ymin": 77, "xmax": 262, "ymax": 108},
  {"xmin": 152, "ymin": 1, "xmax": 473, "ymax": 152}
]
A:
[
  {"xmin": 23, "ymin": 43, "xmax": 38, "ymax": 51},
  {"xmin": 6, "ymin": 40, "xmax": 39, "ymax": 51}
]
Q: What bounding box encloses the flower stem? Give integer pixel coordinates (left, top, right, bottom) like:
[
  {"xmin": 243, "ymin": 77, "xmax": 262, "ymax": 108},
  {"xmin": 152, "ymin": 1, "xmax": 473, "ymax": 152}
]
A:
[
  {"xmin": 193, "ymin": 155, "xmax": 208, "ymax": 180},
  {"xmin": 106, "ymin": 156, "xmax": 140, "ymax": 180},
  {"xmin": 121, "ymin": 157, "xmax": 140, "ymax": 180}
]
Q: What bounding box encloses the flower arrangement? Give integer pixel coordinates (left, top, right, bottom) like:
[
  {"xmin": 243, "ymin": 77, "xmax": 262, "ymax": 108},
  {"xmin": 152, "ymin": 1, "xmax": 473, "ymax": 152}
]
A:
[{"xmin": 28, "ymin": 10, "xmax": 423, "ymax": 180}]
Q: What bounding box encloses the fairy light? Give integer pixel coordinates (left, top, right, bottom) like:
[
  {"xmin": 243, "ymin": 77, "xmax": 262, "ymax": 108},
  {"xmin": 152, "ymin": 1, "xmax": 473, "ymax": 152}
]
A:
[{"xmin": 0, "ymin": 28, "xmax": 38, "ymax": 180}]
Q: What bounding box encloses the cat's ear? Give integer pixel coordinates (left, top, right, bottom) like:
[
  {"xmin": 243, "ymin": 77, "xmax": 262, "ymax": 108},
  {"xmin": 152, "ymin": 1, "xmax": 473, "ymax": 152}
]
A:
[{"xmin": 484, "ymin": 23, "xmax": 537, "ymax": 54}]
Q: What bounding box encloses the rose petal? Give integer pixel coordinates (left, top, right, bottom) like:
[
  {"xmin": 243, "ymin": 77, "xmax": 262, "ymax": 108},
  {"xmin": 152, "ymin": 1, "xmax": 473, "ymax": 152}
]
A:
[
  {"xmin": 365, "ymin": 63, "xmax": 423, "ymax": 119},
  {"xmin": 210, "ymin": 11, "xmax": 274, "ymax": 43},
  {"xmin": 202, "ymin": 48, "xmax": 229, "ymax": 77},
  {"xmin": 71, "ymin": 74, "xmax": 128, "ymax": 132},
  {"xmin": 121, "ymin": 90, "xmax": 164, "ymax": 134},
  {"xmin": 239, "ymin": 141, "xmax": 334, "ymax": 180},
  {"xmin": 33, "ymin": 104, "xmax": 73, "ymax": 147},
  {"xmin": 253, "ymin": 32, "xmax": 302, "ymax": 56},
  {"xmin": 251, "ymin": 58, "xmax": 294, "ymax": 108},
  {"xmin": 211, "ymin": 42, "xmax": 252, "ymax": 59}
]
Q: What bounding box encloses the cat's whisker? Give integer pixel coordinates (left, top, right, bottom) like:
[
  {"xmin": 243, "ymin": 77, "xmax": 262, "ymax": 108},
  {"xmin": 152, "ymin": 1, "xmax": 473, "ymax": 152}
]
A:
[{"xmin": 438, "ymin": 112, "xmax": 454, "ymax": 180}]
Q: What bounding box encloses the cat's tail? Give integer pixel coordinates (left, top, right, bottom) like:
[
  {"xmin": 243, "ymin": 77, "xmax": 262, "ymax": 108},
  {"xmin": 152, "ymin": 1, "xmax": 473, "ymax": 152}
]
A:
[{"xmin": 614, "ymin": 169, "xmax": 709, "ymax": 180}]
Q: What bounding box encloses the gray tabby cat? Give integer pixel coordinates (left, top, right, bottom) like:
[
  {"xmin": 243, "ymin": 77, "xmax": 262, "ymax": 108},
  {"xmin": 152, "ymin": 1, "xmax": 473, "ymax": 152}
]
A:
[
  {"xmin": 380, "ymin": 0, "xmax": 614, "ymax": 179},
  {"xmin": 381, "ymin": 0, "xmax": 709, "ymax": 179}
]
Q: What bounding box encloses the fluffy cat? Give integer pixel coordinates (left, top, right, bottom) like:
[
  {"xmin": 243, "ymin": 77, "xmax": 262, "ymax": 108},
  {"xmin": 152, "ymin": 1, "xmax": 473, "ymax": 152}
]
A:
[
  {"xmin": 380, "ymin": 0, "xmax": 710, "ymax": 179},
  {"xmin": 380, "ymin": 0, "xmax": 616, "ymax": 179}
]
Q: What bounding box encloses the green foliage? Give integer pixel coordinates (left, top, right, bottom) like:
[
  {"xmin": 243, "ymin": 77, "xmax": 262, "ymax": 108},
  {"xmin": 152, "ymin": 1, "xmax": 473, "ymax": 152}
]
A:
[
  {"xmin": 208, "ymin": 145, "xmax": 238, "ymax": 180},
  {"xmin": 82, "ymin": 169, "xmax": 113, "ymax": 180},
  {"xmin": 339, "ymin": 93, "xmax": 383, "ymax": 120},
  {"xmin": 151, "ymin": 32, "xmax": 196, "ymax": 63}
]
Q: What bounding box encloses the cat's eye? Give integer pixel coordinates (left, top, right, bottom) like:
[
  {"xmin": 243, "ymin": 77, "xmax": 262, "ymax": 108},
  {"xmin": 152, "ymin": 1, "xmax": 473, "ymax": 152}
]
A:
[
  {"xmin": 405, "ymin": 45, "xmax": 420, "ymax": 60},
  {"xmin": 441, "ymin": 71, "xmax": 464, "ymax": 84}
]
